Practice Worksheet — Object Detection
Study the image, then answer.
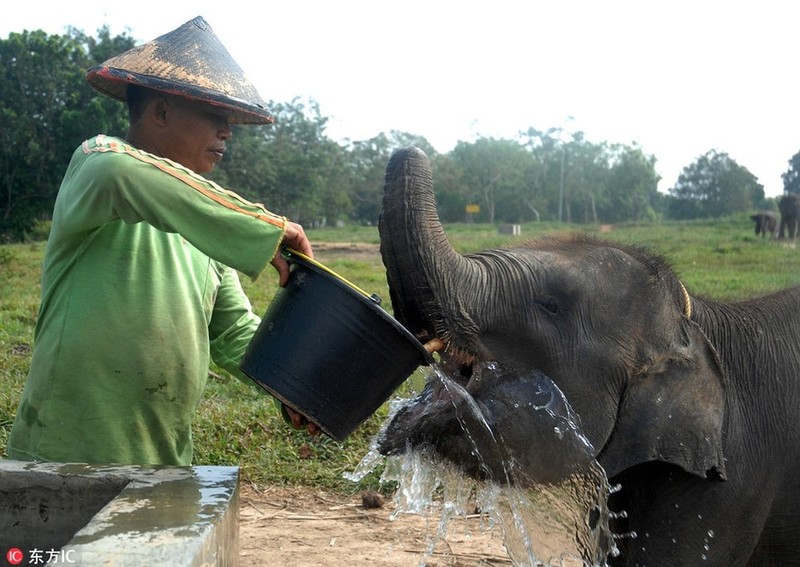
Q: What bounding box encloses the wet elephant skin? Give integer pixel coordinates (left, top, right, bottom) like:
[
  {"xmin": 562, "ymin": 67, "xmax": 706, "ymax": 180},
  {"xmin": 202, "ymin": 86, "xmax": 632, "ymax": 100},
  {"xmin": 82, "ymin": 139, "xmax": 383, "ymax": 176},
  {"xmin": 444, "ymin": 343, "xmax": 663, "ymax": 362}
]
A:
[{"xmin": 379, "ymin": 363, "xmax": 596, "ymax": 486}]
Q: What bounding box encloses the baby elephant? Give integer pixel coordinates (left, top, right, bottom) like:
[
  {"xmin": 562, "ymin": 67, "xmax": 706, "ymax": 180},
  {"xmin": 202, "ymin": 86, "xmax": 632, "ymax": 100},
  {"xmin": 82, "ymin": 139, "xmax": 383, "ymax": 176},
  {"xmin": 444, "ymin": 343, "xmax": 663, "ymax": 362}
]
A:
[
  {"xmin": 378, "ymin": 146, "xmax": 800, "ymax": 566},
  {"xmin": 750, "ymin": 211, "xmax": 777, "ymax": 239}
]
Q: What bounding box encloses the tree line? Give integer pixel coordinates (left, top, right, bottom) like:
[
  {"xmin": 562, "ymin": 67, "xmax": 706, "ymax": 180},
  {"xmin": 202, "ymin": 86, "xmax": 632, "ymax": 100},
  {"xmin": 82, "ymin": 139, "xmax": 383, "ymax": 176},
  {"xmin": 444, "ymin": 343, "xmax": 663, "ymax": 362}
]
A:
[{"xmin": 2, "ymin": 28, "xmax": 798, "ymax": 241}]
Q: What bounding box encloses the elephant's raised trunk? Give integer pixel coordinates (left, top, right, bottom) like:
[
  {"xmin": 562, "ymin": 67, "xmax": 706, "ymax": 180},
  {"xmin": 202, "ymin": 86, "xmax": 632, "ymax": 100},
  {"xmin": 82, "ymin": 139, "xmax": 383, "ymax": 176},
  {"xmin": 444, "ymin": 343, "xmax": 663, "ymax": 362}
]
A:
[{"xmin": 379, "ymin": 147, "xmax": 486, "ymax": 363}]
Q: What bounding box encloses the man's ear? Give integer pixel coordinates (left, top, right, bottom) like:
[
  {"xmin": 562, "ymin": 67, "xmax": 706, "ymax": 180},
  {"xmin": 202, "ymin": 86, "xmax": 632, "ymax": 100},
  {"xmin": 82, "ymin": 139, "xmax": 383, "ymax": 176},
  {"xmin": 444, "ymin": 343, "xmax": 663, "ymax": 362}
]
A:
[{"xmin": 150, "ymin": 96, "xmax": 169, "ymax": 126}]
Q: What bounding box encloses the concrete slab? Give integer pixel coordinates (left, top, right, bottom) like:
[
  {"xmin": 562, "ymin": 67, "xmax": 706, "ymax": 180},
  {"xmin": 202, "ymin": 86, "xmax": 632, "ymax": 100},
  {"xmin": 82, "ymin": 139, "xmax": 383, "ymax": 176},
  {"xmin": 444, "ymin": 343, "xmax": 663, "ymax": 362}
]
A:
[{"xmin": 0, "ymin": 460, "xmax": 239, "ymax": 566}]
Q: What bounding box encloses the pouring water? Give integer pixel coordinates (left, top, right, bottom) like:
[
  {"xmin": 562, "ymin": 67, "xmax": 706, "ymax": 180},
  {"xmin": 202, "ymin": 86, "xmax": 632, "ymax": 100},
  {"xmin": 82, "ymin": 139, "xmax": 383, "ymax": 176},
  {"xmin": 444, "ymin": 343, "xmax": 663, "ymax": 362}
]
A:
[{"xmin": 346, "ymin": 363, "xmax": 620, "ymax": 566}]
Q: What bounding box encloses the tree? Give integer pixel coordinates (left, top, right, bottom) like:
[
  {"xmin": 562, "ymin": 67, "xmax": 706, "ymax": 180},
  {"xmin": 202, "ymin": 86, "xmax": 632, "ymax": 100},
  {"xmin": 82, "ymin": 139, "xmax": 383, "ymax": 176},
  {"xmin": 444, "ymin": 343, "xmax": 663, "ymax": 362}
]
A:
[
  {"xmin": 519, "ymin": 127, "xmax": 563, "ymax": 222},
  {"xmin": 781, "ymin": 150, "xmax": 800, "ymax": 194},
  {"xmin": 667, "ymin": 150, "xmax": 764, "ymax": 219},
  {"xmin": 245, "ymin": 97, "xmax": 348, "ymax": 226},
  {"xmin": 557, "ymin": 132, "xmax": 609, "ymax": 224},
  {"xmin": 450, "ymin": 138, "xmax": 533, "ymax": 224},
  {"xmin": 0, "ymin": 28, "xmax": 134, "ymax": 239},
  {"xmin": 518, "ymin": 129, "xmax": 660, "ymax": 224},
  {"xmin": 602, "ymin": 145, "xmax": 660, "ymax": 222},
  {"xmin": 345, "ymin": 131, "xmax": 435, "ymax": 225},
  {"xmin": 209, "ymin": 124, "xmax": 279, "ymax": 203},
  {"xmin": 428, "ymin": 153, "xmax": 467, "ymax": 223}
]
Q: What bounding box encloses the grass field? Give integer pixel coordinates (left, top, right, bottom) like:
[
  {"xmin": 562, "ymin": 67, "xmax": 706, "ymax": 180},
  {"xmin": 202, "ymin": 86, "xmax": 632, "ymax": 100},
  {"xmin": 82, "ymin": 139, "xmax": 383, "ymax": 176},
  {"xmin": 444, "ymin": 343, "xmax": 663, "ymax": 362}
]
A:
[{"xmin": 1, "ymin": 215, "xmax": 798, "ymax": 494}]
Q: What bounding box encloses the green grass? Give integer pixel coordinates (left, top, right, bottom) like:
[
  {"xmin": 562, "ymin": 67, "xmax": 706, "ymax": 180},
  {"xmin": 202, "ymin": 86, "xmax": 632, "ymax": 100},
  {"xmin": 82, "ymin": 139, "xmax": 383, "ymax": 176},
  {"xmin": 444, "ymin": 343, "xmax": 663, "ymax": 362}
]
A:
[{"xmin": 1, "ymin": 216, "xmax": 798, "ymax": 494}]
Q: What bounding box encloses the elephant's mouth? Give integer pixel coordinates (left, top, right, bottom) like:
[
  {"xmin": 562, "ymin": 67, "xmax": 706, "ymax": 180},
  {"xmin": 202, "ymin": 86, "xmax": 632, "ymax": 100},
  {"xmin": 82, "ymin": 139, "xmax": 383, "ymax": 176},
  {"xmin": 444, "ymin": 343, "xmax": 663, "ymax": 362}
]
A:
[
  {"xmin": 377, "ymin": 363, "xmax": 505, "ymax": 481},
  {"xmin": 378, "ymin": 360, "xmax": 598, "ymax": 486},
  {"xmin": 421, "ymin": 335, "xmax": 482, "ymax": 384}
]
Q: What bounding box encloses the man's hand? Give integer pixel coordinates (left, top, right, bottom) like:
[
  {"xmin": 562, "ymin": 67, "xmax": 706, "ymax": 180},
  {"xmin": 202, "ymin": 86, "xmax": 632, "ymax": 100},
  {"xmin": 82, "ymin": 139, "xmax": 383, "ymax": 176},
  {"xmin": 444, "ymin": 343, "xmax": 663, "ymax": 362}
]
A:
[
  {"xmin": 271, "ymin": 220, "xmax": 313, "ymax": 286},
  {"xmin": 285, "ymin": 406, "xmax": 320, "ymax": 436}
]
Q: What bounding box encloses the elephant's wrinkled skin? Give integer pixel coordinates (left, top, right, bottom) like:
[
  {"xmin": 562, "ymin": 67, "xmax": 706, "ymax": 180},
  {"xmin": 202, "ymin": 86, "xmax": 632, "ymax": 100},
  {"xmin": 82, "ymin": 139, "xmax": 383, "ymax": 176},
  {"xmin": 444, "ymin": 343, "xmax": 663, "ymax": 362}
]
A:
[{"xmin": 377, "ymin": 147, "xmax": 800, "ymax": 566}]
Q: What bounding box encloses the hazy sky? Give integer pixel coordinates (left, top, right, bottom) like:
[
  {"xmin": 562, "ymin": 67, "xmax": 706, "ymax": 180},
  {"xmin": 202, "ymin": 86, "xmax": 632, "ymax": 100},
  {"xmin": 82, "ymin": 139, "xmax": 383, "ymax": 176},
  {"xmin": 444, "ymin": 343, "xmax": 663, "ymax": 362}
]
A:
[{"xmin": 3, "ymin": 1, "xmax": 797, "ymax": 197}]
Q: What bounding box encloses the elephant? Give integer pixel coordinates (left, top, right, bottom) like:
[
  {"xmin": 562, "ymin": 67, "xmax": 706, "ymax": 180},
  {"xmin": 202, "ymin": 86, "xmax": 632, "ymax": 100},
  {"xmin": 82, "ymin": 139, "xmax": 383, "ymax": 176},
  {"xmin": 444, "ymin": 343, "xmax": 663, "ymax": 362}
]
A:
[
  {"xmin": 376, "ymin": 147, "xmax": 800, "ymax": 566},
  {"xmin": 750, "ymin": 211, "xmax": 777, "ymax": 239},
  {"xmin": 778, "ymin": 193, "xmax": 800, "ymax": 239}
]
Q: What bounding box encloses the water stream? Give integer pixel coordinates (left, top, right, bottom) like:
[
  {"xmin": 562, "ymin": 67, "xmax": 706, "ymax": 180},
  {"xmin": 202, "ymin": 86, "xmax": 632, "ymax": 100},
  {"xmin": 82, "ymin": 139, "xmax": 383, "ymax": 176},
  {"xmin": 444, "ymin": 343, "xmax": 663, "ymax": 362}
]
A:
[{"xmin": 345, "ymin": 364, "xmax": 620, "ymax": 566}]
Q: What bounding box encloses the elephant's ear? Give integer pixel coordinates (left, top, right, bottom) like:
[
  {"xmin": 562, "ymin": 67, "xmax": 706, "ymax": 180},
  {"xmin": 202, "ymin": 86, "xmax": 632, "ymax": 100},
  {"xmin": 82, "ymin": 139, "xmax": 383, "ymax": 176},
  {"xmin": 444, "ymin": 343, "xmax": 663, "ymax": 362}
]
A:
[{"xmin": 599, "ymin": 321, "xmax": 727, "ymax": 481}]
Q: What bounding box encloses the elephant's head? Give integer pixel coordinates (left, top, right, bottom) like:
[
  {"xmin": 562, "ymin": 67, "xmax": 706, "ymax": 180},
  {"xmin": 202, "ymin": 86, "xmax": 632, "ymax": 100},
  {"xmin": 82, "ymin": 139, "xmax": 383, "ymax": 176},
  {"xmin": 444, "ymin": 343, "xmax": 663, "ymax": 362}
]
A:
[{"xmin": 377, "ymin": 147, "xmax": 727, "ymax": 483}]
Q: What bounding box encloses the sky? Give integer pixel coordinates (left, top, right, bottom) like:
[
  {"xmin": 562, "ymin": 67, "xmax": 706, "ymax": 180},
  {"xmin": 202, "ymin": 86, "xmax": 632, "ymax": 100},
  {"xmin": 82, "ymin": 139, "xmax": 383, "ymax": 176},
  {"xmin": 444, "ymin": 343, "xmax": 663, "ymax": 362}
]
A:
[{"xmin": 2, "ymin": 1, "xmax": 797, "ymax": 197}]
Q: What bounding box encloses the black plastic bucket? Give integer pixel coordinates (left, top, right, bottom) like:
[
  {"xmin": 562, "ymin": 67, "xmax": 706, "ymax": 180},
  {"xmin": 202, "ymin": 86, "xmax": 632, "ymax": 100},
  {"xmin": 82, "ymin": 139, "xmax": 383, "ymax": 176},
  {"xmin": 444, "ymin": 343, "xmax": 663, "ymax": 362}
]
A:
[{"xmin": 240, "ymin": 249, "xmax": 433, "ymax": 441}]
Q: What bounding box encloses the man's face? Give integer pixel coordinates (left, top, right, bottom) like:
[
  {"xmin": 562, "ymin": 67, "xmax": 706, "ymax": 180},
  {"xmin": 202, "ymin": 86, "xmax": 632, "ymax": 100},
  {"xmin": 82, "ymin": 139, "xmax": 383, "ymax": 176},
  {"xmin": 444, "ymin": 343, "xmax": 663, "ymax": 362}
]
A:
[{"xmin": 160, "ymin": 97, "xmax": 233, "ymax": 174}]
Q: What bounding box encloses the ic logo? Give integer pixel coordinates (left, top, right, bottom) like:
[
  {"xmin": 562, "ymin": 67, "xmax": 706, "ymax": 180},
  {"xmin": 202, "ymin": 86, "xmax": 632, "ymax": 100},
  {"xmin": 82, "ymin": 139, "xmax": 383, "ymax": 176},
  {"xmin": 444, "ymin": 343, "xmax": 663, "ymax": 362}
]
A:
[{"xmin": 5, "ymin": 547, "xmax": 24, "ymax": 565}]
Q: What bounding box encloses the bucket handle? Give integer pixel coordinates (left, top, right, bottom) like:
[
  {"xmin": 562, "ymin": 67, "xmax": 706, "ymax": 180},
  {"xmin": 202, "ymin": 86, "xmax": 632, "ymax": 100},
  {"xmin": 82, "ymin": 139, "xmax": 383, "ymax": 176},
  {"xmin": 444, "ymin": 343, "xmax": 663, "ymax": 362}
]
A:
[{"xmin": 283, "ymin": 248, "xmax": 380, "ymax": 303}]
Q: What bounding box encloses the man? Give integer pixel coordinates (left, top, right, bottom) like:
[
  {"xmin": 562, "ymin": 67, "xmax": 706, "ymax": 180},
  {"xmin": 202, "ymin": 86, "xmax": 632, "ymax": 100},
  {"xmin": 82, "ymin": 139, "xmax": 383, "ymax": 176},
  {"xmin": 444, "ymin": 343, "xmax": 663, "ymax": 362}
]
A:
[{"xmin": 7, "ymin": 16, "xmax": 317, "ymax": 466}]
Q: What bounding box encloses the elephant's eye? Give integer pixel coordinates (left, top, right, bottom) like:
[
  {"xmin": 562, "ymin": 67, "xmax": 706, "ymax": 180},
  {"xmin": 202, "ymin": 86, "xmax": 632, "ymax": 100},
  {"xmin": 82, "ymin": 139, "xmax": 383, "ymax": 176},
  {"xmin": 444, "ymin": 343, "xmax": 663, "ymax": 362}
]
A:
[{"xmin": 535, "ymin": 297, "xmax": 560, "ymax": 314}]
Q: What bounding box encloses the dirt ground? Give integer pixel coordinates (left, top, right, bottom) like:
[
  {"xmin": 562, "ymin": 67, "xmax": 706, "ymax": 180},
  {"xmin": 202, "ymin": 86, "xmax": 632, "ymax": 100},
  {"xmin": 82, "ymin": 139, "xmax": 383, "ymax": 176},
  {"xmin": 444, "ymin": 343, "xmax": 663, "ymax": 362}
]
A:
[
  {"xmin": 311, "ymin": 241, "xmax": 383, "ymax": 259},
  {"xmin": 238, "ymin": 242, "xmax": 510, "ymax": 566},
  {"xmin": 238, "ymin": 484, "xmax": 513, "ymax": 566}
]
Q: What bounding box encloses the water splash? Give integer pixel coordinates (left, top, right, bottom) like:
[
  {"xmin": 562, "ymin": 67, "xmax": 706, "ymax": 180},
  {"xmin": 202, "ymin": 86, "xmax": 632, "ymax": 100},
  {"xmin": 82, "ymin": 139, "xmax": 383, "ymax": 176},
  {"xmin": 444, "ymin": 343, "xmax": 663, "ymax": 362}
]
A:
[{"xmin": 346, "ymin": 363, "xmax": 619, "ymax": 566}]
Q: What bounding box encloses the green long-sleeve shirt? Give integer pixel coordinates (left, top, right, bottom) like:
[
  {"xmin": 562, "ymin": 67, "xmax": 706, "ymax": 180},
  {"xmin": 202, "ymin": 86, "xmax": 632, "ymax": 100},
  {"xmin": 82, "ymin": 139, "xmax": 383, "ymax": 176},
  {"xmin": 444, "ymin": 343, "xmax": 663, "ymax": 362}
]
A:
[{"xmin": 7, "ymin": 135, "xmax": 287, "ymax": 465}]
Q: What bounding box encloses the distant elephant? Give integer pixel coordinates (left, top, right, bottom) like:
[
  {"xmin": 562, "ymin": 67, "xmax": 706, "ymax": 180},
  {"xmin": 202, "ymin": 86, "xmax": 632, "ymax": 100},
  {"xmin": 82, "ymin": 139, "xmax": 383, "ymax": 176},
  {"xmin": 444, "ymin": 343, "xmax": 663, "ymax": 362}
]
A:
[
  {"xmin": 377, "ymin": 147, "xmax": 800, "ymax": 566},
  {"xmin": 750, "ymin": 211, "xmax": 777, "ymax": 239},
  {"xmin": 778, "ymin": 193, "xmax": 800, "ymax": 239}
]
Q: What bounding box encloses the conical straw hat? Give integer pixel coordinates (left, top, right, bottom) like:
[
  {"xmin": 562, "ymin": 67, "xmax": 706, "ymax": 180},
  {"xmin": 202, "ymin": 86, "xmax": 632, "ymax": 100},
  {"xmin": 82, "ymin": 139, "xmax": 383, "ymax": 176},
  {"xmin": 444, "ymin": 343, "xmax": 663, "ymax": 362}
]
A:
[{"xmin": 86, "ymin": 16, "xmax": 273, "ymax": 124}]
